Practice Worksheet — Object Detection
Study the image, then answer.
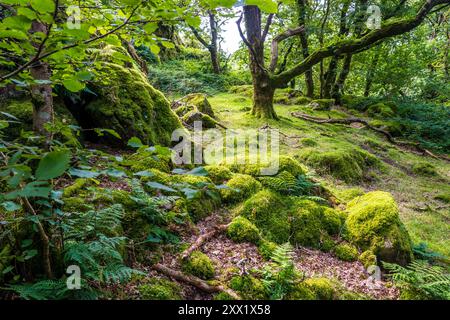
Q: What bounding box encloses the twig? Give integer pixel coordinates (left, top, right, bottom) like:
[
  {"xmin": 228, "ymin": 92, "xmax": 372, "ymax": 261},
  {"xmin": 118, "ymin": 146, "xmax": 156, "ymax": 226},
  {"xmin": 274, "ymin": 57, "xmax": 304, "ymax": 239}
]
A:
[{"xmin": 181, "ymin": 223, "xmax": 231, "ymax": 260}]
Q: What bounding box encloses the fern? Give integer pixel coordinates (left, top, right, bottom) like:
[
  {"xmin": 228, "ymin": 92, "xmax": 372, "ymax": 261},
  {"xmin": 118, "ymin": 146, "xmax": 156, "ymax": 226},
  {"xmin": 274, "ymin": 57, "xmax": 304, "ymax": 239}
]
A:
[
  {"xmin": 260, "ymin": 243, "xmax": 299, "ymax": 300},
  {"xmin": 260, "ymin": 172, "xmax": 317, "ymax": 196},
  {"xmin": 383, "ymin": 260, "xmax": 450, "ymax": 300}
]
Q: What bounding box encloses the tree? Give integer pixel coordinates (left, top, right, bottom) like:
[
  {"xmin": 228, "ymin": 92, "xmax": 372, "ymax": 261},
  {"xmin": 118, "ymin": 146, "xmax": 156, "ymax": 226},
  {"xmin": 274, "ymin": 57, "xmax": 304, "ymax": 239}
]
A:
[{"xmin": 237, "ymin": 0, "xmax": 450, "ymax": 119}]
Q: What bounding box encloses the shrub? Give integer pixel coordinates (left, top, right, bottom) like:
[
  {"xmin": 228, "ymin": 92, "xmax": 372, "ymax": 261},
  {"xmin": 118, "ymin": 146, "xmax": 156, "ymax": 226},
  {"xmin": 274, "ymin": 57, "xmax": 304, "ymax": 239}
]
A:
[
  {"xmin": 227, "ymin": 216, "xmax": 260, "ymax": 244},
  {"xmin": 182, "ymin": 251, "xmax": 215, "ymax": 280}
]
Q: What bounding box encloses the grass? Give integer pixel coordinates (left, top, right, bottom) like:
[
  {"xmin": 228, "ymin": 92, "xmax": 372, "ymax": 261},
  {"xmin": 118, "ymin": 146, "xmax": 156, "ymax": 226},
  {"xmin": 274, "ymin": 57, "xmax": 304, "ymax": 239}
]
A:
[{"xmin": 207, "ymin": 92, "xmax": 450, "ymax": 257}]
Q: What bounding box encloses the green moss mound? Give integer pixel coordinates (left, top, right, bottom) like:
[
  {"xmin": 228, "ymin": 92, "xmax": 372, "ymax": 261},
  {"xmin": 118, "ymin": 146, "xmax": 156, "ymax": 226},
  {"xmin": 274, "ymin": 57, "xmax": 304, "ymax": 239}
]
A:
[
  {"xmin": 138, "ymin": 278, "xmax": 182, "ymax": 300},
  {"xmin": 205, "ymin": 165, "xmax": 233, "ymax": 184},
  {"xmin": 285, "ymin": 283, "xmax": 316, "ymax": 300},
  {"xmin": 412, "ymin": 162, "xmax": 438, "ymax": 177},
  {"xmin": 182, "ymin": 251, "xmax": 215, "ymax": 280},
  {"xmin": 367, "ymin": 103, "xmax": 395, "ymax": 118},
  {"xmin": 229, "ymin": 275, "xmax": 267, "ymax": 300},
  {"xmin": 359, "ymin": 250, "xmax": 377, "ymax": 268},
  {"xmin": 369, "ymin": 120, "xmax": 404, "ymax": 137},
  {"xmin": 238, "ymin": 190, "xmax": 291, "ymax": 243},
  {"xmin": 84, "ymin": 47, "xmax": 182, "ymax": 146},
  {"xmin": 227, "ymin": 216, "xmax": 260, "ymax": 244},
  {"xmin": 310, "ymin": 99, "xmax": 335, "ymax": 111},
  {"xmin": 175, "ymin": 93, "xmax": 215, "ymax": 118},
  {"xmin": 220, "ymin": 174, "xmax": 262, "ymax": 203},
  {"xmin": 333, "ymin": 243, "xmax": 359, "ymax": 262},
  {"xmin": 304, "ymin": 277, "xmax": 336, "ymax": 300},
  {"xmin": 230, "ymin": 155, "xmax": 306, "ymax": 178},
  {"xmin": 299, "ymin": 146, "xmax": 379, "ymax": 183},
  {"xmin": 346, "ymin": 191, "xmax": 413, "ymax": 265}
]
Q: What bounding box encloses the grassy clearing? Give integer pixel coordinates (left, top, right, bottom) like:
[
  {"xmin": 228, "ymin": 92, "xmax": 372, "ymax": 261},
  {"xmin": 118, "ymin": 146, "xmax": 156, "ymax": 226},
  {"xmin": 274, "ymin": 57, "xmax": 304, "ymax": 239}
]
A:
[{"xmin": 208, "ymin": 92, "xmax": 450, "ymax": 257}]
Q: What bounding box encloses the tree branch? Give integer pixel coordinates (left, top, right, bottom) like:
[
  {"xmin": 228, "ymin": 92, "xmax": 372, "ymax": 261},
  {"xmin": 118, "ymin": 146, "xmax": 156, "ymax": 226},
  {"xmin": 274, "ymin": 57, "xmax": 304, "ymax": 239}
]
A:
[
  {"xmin": 262, "ymin": 13, "xmax": 275, "ymax": 43},
  {"xmin": 236, "ymin": 13, "xmax": 266, "ymax": 72},
  {"xmin": 269, "ymin": 26, "xmax": 305, "ymax": 72}
]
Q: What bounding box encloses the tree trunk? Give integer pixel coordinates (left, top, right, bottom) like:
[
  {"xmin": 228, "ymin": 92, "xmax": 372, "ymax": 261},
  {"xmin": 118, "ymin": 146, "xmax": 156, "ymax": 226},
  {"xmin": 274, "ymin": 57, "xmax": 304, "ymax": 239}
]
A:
[
  {"xmin": 208, "ymin": 11, "xmax": 221, "ymax": 74},
  {"xmin": 243, "ymin": 6, "xmax": 278, "ymax": 119},
  {"xmin": 297, "ymin": 0, "xmax": 314, "ymax": 98},
  {"xmin": 30, "ymin": 21, "xmax": 54, "ymax": 138},
  {"xmin": 364, "ymin": 48, "xmax": 381, "ymax": 97},
  {"xmin": 333, "ymin": 53, "xmax": 353, "ymax": 103}
]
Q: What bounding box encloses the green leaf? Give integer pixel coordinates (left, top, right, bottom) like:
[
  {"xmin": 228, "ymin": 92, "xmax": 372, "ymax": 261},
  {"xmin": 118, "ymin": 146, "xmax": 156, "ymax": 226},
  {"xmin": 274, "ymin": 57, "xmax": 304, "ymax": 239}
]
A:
[
  {"xmin": 134, "ymin": 170, "xmax": 155, "ymax": 177},
  {"xmin": 68, "ymin": 168, "xmax": 100, "ymax": 178},
  {"xmin": 17, "ymin": 7, "xmax": 37, "ymax": 20},
  {"xmin": 30, "ymin": 0, "xmax": 55, "ymax": 14},
  {"xmin": 5, "ymin": 181, "xmax": 52, "ymax": 199},
  {"xmin": 35, "ymin": 150, "xmax": 71, "ymax": 180},
  {"xmin": 127, "ymin": 137, "xmax": 144, "ymax": 148},
  {"xmin": 186, "ymin": 167, "xmax": 209, "ymax": 176},
  {"xmin": 1, "ymin": 201, "xmax": 21, "ymax": 212},
  {"xmin": 146, "ymin": 182, "xmax": 177, "ymax": 193},
  {"xmin": 245, "ymin": 0, "xmax": 278, "ymax": 13},
  {"xmin": 62, "ymin": 78, "xmax": 85, "ymax": 92}
]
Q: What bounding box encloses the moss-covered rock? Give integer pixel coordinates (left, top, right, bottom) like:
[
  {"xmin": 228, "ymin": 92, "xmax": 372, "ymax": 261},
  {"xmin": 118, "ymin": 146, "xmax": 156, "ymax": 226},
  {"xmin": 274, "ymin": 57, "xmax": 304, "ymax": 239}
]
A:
[
  {"xmin": 299, "ymin": 146, "xmax": 379, "ymax": 183},
  {"xmin": 126, "ymin": 151, "xmax": 172, "ymax": 173},
  {"xmin": 227, "ymin": 216, "xmax": 260, "ymax": 244},
  {"xmin": 229, "ymin": 155, "xmax": 306, "ymax": 178},
  {"xmin": 220, "ymin": 174, "xmax": 262, "ymax": 203},
  {"xmin": 412, "ymin": 162, "xmax": 438, "ymax": 176},
  {"xmin": 229, "ymin": 275, "xmax": 267, "ymax": 300},
  {"xmin": 359, "ymin": 250, "xmax": 377, "ymax": 268},
  {"xmin": 333, "ymin": 243, "xmax": 359, "ymax": 262},
  {"xmin": 285, "ymin": 283, "xmax": 316, "ymax": 300},
  {"xmin": 182, "ymin": 251, "xmax": 215, "ymax": 280},
  {"xmin": 205, "ymin": 165, "xmax": 233, "ymax": 184},
  {"xmin": 175, "ymin": 93, "xmax": 215, "ymax": 118},
  {"xmin": 304, "ymin": 277, "xmax": 336, "ymax": 300},
  {"xmin": 229, "ymin": 85, "xmax": 253, "ymax": 97},
  {"xmin": 138, "ymin": 278, "xmax": 182, "ymax": 300},
  {"xmin": 238, "ymin": 190, "xmax": 291, "ymax": 243},
  {"xmin": 346, "ymin": 191, "xmax": 413, "ymax": 265},
  {"xmin": 367, "ymin": 103, "xmax": 395, "ymax": 118},
  {"xmin": 310, "ymin": 99, "xmax": 335, "ymax": 111},
  {"xmin": 82, "ymin": 46, "xmax": 182, "ymax": 146},
  {"xmin": 291, "ymin": 200, "xmax": 328, "ymax": 248}
]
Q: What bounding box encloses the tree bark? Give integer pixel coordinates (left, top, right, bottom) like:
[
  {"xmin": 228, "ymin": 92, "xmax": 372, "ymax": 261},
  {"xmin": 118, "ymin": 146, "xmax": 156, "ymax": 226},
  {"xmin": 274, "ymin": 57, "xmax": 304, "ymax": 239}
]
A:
[
  {"xmin": 364, "ymin": 47, "xmax": 381, "ymax": 97},
  {"xmin": 208, "ymin": 11, "xmax": 221, "ymax": 74},
  {"xmin": 297, "ymin": 0, "xmax": 314, "ymax": 97},
  {"xmin": 30, "ymin": 21, "xmax": 54, "ymax": 138},
  {"xmin": 240, "ymin": 6, "xmax": 278, "ymax": 119}
]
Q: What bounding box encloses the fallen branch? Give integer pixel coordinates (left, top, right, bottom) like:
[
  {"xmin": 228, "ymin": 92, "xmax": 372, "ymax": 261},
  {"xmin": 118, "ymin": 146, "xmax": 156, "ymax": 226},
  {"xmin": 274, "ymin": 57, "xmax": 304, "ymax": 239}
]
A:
[
  {"xmin": 181, "ymin": 223, "xmax": 231, "ymax": 260},
  {"xmin": 152, "ymin": 263, "xmax": 241, "ymax": 300},
  {"xmin": 291, "ymin": 112, "xmax": 450, "ymax": 162}
]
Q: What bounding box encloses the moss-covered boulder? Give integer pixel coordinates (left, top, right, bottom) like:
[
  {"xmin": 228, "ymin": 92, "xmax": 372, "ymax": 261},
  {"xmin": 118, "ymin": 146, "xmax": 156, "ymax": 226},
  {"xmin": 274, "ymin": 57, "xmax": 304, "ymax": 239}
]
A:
[
  {"xmin": 229, "ymin": 275, "xmax": 267, "ymax": 300},
  {"xmin": 182, "ymin": 251, "xmax": 215, "ymax": 280},
  {"xmin": 345, "ymin": 191, "xmax": 413, "ymax": 265},
  {"xmin": 227, "ymin": 216, "xmax": 260, "ymax": 244},
  {"xmin": 205, "ymin": 165, "xmax": 233, "ymax": 184},
  {"xmin": 81, "ymin": 47, "xmax": 182, "ymax": 146},
  {"xmin": 359, "ymin": 250, "xmax": 377, "ymax": 268},
  {"xmin": 299, "ymin": 146, "xmax": 379, "ymax": 183},
  {"xmin": 333, "ymin": 243, "xmax": 359, "ymax": 262},
  {"xmin": 304, "ymin": 277, "xmax": 336, "ymax": 300},
  {"xmin": 238, "ymin": 190, "xmax": 291, "ymax": 243},
  {"xmin": 174, "ymin": 93, "xmax": 215, "ymax": 118},
  {"xmin": 138, "ymin": 278, "xmax": 182, "ymax": 300},
  {"xmin": 220, "ymin": 174, "xmax": 262, "ymax": 203},
  {"xmin": 310, "ymin": 99, "xmax": 335, "ymax": 111}
]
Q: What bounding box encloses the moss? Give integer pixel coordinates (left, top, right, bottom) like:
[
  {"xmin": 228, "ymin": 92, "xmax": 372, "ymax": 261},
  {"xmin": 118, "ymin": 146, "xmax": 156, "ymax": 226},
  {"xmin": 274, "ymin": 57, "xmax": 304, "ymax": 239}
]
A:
[
  {"xmin": 177, "ymin": 93, "xmax": 215, "ymax": 118},
  {"xmin": 257, "ymin": 239, "xmax": 278, "ymax": 260},
  {"xmin": 299, "ymin": 146, "xmax": 379, "ymax": 183},
  {"xmin": 229, "ymin": 85, "xmax": 253, "ymax": 97},
  {"xmin": 84, "ymin": 47, "xmax": 182, "ymax": 146},
  {"xmin": 346, "ymin": 191, "xmax": 413, "ymax": 265},
  {"xmin": 335, "ymin": 188, "xmax": 365, "ymax": 203},
  {"xmin": 229, "ymin": 275, "xmax": 267, "ymax": 300},
  {"xmin": 322, "ymin": 207, "xmax": 344, "ymax": 235},
  {"xmin": 63, "ymin": 178, "xmax": 91, "ymax": 197},
  {"xmin": 320, "ymin": 237, "xmax": 336, "ymax": 253},
  {"xmin": 359, "ymin": 250, "xmax": 377, "ymax": 269},
  {"xmin": 238, "ymin": 190, "xmax": 291, "ymax": 243},
  {"xmin": 138, "ymin": 278, "xmax": 181, "ymax": 300},
  {"xmin": 127, "ymin": 152, "xmax": 172, "ymax": 173},
  {"xmin": 369, "ymin": 120, "xmax": 404, "ymax": 137},
  {"xmin": 62, "ymin": 197, "xmax": 94, "ymax": 212},
  {"xmin": 227, "ymin": 216, "xmax": 260, "ymax": 244},
  {"xmin": 181, "ymin": 110, "xmax": 217, "ymax": 129},
  {"xmin": 434, "ymin": 193, "xmax": 450, "ymax": 203},
  {"xmin": 278, "ymin": 156, "xmax": 307, "ymax": 177},
  {"xmin": 334, "ymin": 243, "xmax": 359, "ymax": 262},
  {"xmin": 182, "ymin": 251, "xmax": 215, "ymax": 280},
  {"xmin": 304, "ymin": 277, "xmax": 336, "ymax": 300},
  {"xmin": 220, "ymin": 174, "xmax": 262, "ymax": 203},
  {"xmin": 230, "ymin": 155, "xmax": 306, "ymax": 178},
  {"xmin": 399, "ymin": 287, "xmax": 430, "ymax": 300},
  {"xmin": 412, "ymin": 162, "xmax": 438, "ymax": 177},
  {"xmin": 300, "ymin": 138, "xmax": 318, "ymax": 147},
  {"xmin": 205, "ymin": 165, "xmax": 233, "ymax": 184},
  {"xmin": 310, "ymin": 99, "xmax": 335, "ymax": 111},
  {"xmin": 291, "ymin": 200, "xmax": 326, "ymax": 248},
  {"xmin": 285, "ymin": 283, "xmax": 316, "ymax": 300},
  {"xmin": 213, "ymin": 292, "xmax": 235, "ymax": 300},
  {"xmin": 367, "ymin": 103, "xmax": 395, "ymax": 118}
]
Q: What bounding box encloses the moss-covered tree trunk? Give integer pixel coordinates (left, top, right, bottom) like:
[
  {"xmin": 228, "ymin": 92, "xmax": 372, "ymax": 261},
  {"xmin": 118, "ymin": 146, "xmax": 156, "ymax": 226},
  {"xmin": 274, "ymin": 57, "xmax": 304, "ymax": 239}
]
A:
[
  {"xmin": 30, "ymin": 21, "xmax": 54, "ymax": 138},
  {"xmin": 297, "ymin": 0, "xmax": 314, "ymax": 98}
]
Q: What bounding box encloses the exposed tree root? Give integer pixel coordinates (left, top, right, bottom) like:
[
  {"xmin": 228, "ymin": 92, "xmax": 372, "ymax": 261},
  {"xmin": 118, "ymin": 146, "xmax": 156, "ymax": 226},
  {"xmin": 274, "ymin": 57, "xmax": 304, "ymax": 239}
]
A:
[
  {"xmin": 181, "ymin": 223, "xmax": 231, "ymax": 260},
  {"xmin": 152, "ymin": 263, "xmax": 241, "ymax": 300},
  {"xmin": 291, "ymin": 112, "xmax": 450, "ymax": 162}
]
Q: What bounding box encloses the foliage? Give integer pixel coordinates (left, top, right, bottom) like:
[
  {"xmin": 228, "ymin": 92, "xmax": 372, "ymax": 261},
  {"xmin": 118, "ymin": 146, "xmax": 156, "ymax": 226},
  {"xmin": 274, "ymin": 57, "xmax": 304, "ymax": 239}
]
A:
[{"xmin": 383, "ymin": 260, "xmax": 450, "ymax": 300}]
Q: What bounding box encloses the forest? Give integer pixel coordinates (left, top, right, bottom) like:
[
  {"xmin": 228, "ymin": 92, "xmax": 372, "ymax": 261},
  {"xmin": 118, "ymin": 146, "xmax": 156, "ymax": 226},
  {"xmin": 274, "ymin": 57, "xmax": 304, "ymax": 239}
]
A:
[{"xmin": 0, "ymin": 0, "xmax": 449, "ymax": 303}]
